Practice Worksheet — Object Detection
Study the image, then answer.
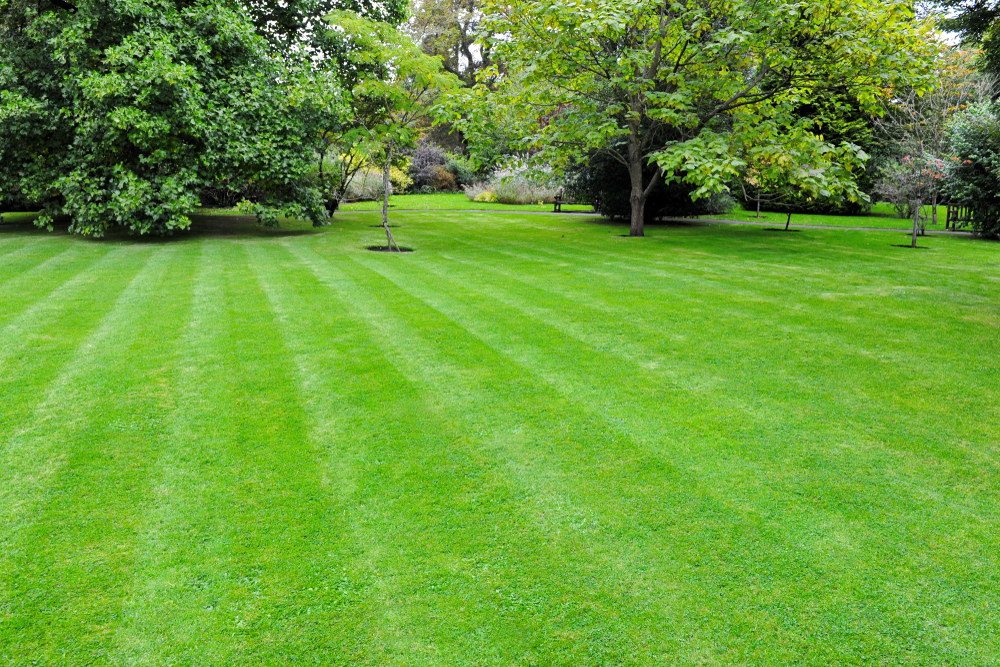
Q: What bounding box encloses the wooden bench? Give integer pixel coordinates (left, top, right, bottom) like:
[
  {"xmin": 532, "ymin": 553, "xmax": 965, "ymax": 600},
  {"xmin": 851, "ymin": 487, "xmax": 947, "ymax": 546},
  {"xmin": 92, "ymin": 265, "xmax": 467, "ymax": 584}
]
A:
[
  {"xmin": 946, "ymin": 204, "xmax": 974, "ymax": 231},
  {"xmin": 553, "ymin": 196, "xmax": 590, "ymax": 212}
]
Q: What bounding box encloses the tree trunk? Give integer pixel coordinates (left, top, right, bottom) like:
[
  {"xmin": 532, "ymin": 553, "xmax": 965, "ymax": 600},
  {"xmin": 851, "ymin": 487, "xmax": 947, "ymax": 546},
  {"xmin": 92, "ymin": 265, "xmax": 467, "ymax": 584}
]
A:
[
  {"xmin": 785, "ymin": 211, "xmax": 791, "ymax": 231},
  {"xmin": 382, "ymin": 141, "xmax": 400, "ymax": 251},
  {"xmin": 628, "ymin": 165, "xmax": 645, "ymax": 237},
  {"xmin": 931, "ymin": 191, "xmax": 938, "ymax": 231},
  {"xmin": 911, "ymin": 197, "xmax": 921, "ymax": 248},
  {"xmin": 627, "ymin": 133, "xmax": 648, "ymax": 237},
  {"xmin": 756, "ymin": 195, "xmax": 761, "ymax": 219}
]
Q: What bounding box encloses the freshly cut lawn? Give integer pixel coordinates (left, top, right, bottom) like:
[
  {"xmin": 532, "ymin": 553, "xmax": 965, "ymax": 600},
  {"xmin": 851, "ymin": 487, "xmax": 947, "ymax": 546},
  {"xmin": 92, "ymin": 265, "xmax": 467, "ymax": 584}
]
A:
[
  {"xmin": 338, "ymin": 192, "xmax": 594, "ymax": 212},
  {"xmin": 702, "ymin": 202, "xmax": 944, "ymax": 230},
  {"xmin": 0, "ymin": 211, "xmax": 998, "ymax": 666}
]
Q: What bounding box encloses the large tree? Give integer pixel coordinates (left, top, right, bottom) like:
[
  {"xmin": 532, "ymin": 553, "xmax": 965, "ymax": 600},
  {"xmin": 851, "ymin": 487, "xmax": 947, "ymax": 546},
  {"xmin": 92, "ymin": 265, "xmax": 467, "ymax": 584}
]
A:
[
  {"xmin": 938, "ymin": 0, "xmax": 1000, "ymax": 75},
  {"xmin": 459, "ymin": 0, "xmax": 937, "ymax": 236},
  {"xmin": 0, "ymin": 0, "xmax": 337, "ymax": 235},
  {"xmin": 409, "ymin": 0, "xmax": 490, "ymax": 85}
]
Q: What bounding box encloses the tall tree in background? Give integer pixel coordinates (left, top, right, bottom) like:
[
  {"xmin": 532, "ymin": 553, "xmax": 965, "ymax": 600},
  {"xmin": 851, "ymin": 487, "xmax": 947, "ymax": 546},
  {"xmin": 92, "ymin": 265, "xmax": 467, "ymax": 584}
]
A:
[
  {"xmin": 939, "ymin": 0, "xmax": 1000, "ymax": 75},
  {"xmin": 242, "ymin": 0, "xmax": 408, "ymax": 53},
  {"xmin": 409, "ymin": 0, "xmax": 489, "ymax": 85},
  {"xmin": 456, "ymin": 0, "xmax": 937, "ymax": 236}
]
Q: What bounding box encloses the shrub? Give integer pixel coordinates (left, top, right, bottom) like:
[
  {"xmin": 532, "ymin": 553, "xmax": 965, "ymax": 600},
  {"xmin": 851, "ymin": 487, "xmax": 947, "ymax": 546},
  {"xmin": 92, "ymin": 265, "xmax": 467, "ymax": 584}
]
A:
[
  {"xmin": 460, "ymin": 165, "xmax": 559, "ymax": 204},
  {"xmin": 944, "ymin": 102, "xmax": 1000, "ymax": 238},
  {"xmin": 336, "ymin": 165, "xmax": 412, "ymax": 201},
  {"xmin": 463, "ymin": 183, "xmax": 499, "ymax": 202},
  {"xmin": 567, "ymin": 151, "xmax": 733, "ymax": 221},
  {"xmin": 491, "ymin": 166, "xmax": 560, "ymax": 204},
  {"xmin": 430, "ymin": 165, "xmax": 458, "ymax": 191},
  {"xmin": 409, "ymin": 144, "xmax": 448, "ymax": 191},
  {"xmin": 445, "ymin": 154, "xmax": 478, "ymax": 187}
]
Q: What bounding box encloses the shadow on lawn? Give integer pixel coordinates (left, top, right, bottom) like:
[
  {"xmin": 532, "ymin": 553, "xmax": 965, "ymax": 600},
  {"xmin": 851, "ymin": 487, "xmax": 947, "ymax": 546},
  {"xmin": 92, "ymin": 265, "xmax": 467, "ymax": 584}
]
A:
[
  {"xmin": 583, "ymin": 216, "xmax": 711, "ymax": 231},
  {"xmin": 0, "ymin": 213, "xmax": 324, "ymax": 242}
]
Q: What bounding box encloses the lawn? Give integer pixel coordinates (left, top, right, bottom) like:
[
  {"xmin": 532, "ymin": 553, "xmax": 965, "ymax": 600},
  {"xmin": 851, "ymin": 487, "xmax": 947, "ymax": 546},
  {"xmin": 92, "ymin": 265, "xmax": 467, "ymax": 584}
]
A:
[
  {"xmin": 4, "ymin": 196, "xmax": 947, "ymax": 232},
  {"xmin": 701, "ymin": 202, "xmax": 945, "ymax": 231},
  {"xmin": 336, "ymin": 195, "xmax": 948, "ymax": 231},
  {"xmin": 338, "ymin": 192, "xmax": 595, "ymax": 212},
  {"xmin": 0, "ymin": 210, "xmax": 998, "ymax": 665}
]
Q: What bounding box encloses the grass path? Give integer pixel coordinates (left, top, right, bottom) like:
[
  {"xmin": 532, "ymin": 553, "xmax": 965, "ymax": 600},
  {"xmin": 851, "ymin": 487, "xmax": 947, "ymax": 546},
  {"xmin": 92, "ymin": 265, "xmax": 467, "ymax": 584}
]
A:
[{"xmin": 0, "ymin": 212, "xmax": 997, "ymax": 665}]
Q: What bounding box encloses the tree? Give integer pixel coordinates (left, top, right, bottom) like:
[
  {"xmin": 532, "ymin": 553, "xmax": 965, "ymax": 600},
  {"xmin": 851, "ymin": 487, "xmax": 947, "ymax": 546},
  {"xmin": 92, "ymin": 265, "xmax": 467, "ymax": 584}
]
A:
[
  {"xmin": 0, "ymin": 0, "xmax": 335, "ymax": 235},
  {"xmin": 736, "ymin": 132, "xmax": 869, "ymax": 229},
  {"xmin": 938, "ymin": 0, "xmax": 1000, "ymax": 76},
  {"xmin": 242, "ymin": 0, "xmax": 408, "ymax": 52},
  {"xmin": 943, "ymin": 101, "xmax": 1000, "ymax": 238},
  {"xmin": 327, "ymin": 11, "xmax": 460, "ymax": 250},
  {"xmin": 876, "ymin": 153, "xmax": 946, "ymax": 246},
  {"xmin": 457, "ymin": 0, "xmax": 936, "ymax": 236},
  {"xmin": 409, "ymin": 0, "xmax": 490, "ymax": 86},
  {"xmin": 874, "ymin": 45, "xmax": 995, "ymax": 225}
]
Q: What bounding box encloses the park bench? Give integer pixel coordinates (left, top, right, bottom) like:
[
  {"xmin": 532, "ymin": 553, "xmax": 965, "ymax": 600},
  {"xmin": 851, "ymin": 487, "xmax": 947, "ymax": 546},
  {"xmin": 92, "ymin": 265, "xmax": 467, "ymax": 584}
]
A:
[
  {"xmin": 552, "ymin": 195, "xmax": 591, "ymax": 212},
  {"xmin": 945, "ymin": 204, "xmax": 974, "ymax": 231}
]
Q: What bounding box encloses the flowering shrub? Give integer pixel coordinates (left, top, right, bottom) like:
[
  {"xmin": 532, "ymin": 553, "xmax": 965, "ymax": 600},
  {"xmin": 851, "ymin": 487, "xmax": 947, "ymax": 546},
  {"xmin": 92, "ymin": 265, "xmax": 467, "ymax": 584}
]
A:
[{"xmin": 876, "ymin": 154, "xmax": 947, "ymax": 223}]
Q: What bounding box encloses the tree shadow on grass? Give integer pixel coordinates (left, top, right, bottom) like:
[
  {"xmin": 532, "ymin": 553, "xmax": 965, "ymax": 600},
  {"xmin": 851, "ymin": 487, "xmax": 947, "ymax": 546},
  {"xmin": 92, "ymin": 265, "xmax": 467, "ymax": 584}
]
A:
[
  {"xmin": 583, "ymin": 216, "xmax": 712, "ymax": 232},
  {"xmin": 0, "ymin": 212, "xmax": 325, "ymax": 243}
]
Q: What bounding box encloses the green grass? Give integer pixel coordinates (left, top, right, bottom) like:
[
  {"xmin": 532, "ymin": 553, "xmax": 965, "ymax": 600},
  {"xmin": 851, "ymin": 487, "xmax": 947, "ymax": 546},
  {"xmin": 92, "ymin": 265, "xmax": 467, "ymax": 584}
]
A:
[
  {"xmin": 704, "ymin": 202, "xmax": 944, "ymax": 230},
  {"xmin": 0, "ymin": 210, "xmax": 998, "ymax": 665},
  {"xmin": 338, "ymin": 192, "xmax": 595, "ymax": 212}
]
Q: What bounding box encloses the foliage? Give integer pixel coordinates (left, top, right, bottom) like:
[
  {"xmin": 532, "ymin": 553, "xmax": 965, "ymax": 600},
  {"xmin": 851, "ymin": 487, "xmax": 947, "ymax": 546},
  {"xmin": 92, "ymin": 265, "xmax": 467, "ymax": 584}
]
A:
[
  {"xmin": 875, "ymin": 154, "xmax": 947, "ymax": 232},
  {"xmin": 242, "ymin": 0, "xmax": 408, "ymax": 55},
  {"xmin": 464, "ymin": 183, "xmax": 499, "ymax": 202},
  {"xmin": 445, "ymin": 153, "xmax": 478, "ymax": 187},
  {"xmin": 409, "ymin": 0, "xmax": 490, "ymax": 85},
  {"xmin": 944, "ymin": 101, "xmax": 1000, "ymax": 238},
  {"xmin": 734, "ymin": 130, "xmax": 870, "ymax": 224},
  {"xmin": 873, "ymin": 45, "xmax": 994, "ymax": 224},
  {"xmin": 567, "ymin": 150, "xmax": 733, "ymax": 221},
  {"xmin": 748, "ymin": 88, "xmax": 885, "ymax": 215},
  {"xmin": 409, "ymin": 143, "xmax": 449, "ymax": 189},
  {"xmin": 0, "ymin": 0, "xmax": 336, "ymax": 235},
  {"xmin": 465, "ymin": 164, "xmax": 561, "ymax": 204},
  {"xmin": 408, "ymin": 142, "xmax": 477, "ymax": 192},
  {"xmin": 325, "ymin": 10, "xmax": 459, "ymax": 247},
  {"xmin": 939, "ymin": 0, "xmax": 1000, "ymax": 75},
  {"xmin": 448, "ymin": 0, "xmax": 937, "ymax": 236}
]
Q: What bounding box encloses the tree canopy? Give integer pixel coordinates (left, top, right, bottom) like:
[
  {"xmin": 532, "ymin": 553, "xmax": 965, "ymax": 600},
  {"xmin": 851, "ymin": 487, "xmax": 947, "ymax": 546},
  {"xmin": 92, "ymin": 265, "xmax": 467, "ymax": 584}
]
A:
[
  {"xmin": 0, "ymin": 0, "xmax": 341, "ymax": 235},
  {"xmin": 449, "ymin": 0, "xmax": 937, "ymax": 235}
]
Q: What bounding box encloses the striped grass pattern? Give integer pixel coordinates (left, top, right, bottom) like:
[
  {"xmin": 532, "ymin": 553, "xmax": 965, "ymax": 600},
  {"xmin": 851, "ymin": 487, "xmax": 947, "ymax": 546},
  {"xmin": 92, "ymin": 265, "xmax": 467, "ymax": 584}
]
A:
[{"xmin": 0, "ymin": 212, "xmax": 998, "ymax": 665}]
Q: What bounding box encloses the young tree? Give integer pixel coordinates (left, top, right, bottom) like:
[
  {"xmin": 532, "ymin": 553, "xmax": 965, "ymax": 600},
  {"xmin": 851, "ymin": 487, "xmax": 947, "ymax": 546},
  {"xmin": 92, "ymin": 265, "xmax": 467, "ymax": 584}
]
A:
[
  {"xmin": 876, "ymin": 153, "xmax": 946, "ymax": 246},
  {"xmin": 737, "ymin": 133, "xmax": 869, "ymax": 228},
  {"xmin": 874, "ymin": 46, "xmax": 995, "ymax": 225},
  {"xmin": 327, "ymin": 11, "xmax": 460, "ymax": 250},
  {"xmin": 457, "ymin": 0, "xmax": 936, "ymax": 236}
]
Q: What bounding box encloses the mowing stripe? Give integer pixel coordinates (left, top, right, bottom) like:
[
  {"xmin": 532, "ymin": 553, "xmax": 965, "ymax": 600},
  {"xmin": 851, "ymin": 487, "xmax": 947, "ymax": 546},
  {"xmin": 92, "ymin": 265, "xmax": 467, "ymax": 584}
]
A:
[
  {"xmin": 419, "ymin": 241, "xmax": 999, "ymax": 453},
  {"xmin": 0, "ymin": 246, "xmax": 150, "ymax": 443},
  {"xmin": 0, "ymin": 245, "xmax": 188, "ymax": 660},
  {"xmin": 278, "ymin": 241, "xmax": 663, "ymax": 663},
  {"xmin": 332, "ymin": 243, "xmax": 991, "ymax": 663},
  {"xmin": 0, "ymin": 246, "xmax": 98, "ymax": 328},
  {"xmin": 116, "ymin": 240, "xmax": 352, "ymax": 664}
]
